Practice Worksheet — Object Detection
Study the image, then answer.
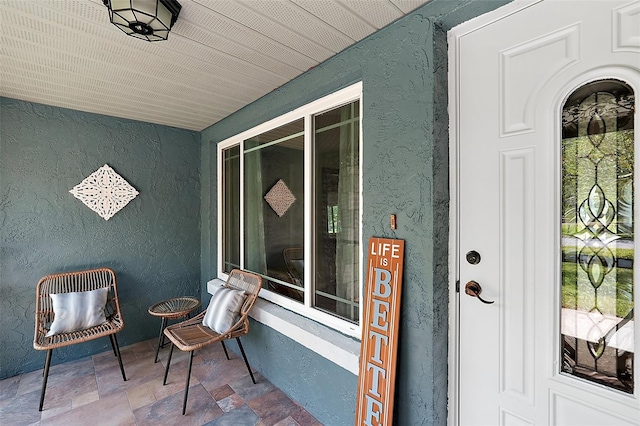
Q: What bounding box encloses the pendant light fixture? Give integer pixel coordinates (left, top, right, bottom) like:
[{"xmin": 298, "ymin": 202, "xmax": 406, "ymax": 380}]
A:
[{"xmin": 103, "ymin": 0, "xmax": 181, "ymax": 42}]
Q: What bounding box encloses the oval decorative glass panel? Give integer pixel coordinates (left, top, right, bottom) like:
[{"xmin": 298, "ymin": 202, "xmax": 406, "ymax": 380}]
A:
[{"xmin": 560, "ymin": 79, "xmax": 634, "ymax": 393}]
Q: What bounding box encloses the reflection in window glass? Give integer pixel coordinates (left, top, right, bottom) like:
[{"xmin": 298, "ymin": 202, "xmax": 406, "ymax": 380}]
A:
[
  {"xmin": 561, "ymin": 80, "xmax": 634, "ymax": 393},
  {"xmin": 220, "ymin": 86, "xmax": 362, "ymax": 328},
  {"xmin": 243, "ymin": 119, "xmax": 305, "ymax": 302},
  {"xmin": 314, "ymin": 101, "xmax": 360, "ymax": 323},
  {"xmin": 222, "ymin": 145, "xmax": 240, "ymax": 273}
]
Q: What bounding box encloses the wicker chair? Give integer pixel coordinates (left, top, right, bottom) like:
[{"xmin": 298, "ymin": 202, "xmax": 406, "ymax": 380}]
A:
[
  {"xmin": 33, "ymin": 267, "xmax": 126, "ymax": 411},
  {"xmin": 162, "ymin": 269, "xmax": 262, "ymax": 415},
  {"xmin": 283, "ymin": 247, "xmax": 304, "ymax": 286}
]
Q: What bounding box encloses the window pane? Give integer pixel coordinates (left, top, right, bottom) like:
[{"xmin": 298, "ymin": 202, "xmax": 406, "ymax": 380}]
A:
[
  {"xmin": 244, "ymin": 119, "xmax": 305, "ymax": 302},
  {"xmin": 561, "ymin": 80, "xmax": 634, "ymax": 393},
  {"xmin": 222, "ymin": 145, "xmax": 240, "ymax": 273},
  {"xmin": 314, "ymin": 101, "xmax": 360, "ymax": 323}
]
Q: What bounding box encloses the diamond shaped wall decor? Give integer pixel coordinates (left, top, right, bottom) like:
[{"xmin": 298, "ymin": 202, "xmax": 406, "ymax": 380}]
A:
[
  {"xmin": 70, "ymin": 164, "xmax": 139, "ymax": 221},
  {"xmin": 264, "ymin": 179, "xmax": 296, "ymax": 217}
]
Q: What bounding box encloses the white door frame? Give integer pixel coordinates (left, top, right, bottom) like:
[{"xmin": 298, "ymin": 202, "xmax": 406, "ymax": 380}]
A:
[{"xmin": 446, "ymin": 1, "xmax": 544, "ymax": 424}]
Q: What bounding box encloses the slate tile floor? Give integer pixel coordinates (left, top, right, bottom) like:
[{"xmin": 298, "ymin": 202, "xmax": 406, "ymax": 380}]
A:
[{"xmin": 0, "ymin": 338, "xmax": 323, "ymax": 426}]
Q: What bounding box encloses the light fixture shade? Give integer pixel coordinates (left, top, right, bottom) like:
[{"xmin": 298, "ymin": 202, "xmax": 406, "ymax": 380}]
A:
[{"xmin": 103, "ymin": 0, "xmax": 181, "ymax": 42}]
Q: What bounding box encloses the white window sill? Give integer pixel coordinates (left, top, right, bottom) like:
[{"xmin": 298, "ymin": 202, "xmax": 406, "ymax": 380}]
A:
[{"xmin": 208, "ymin": 279, "xmax": 360, "ymax": 374}]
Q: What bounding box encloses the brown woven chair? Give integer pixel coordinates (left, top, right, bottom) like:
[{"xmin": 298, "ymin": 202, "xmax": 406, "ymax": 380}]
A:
[
  {"xmin": 283, "ymin": 247, "xmax": 304, "ymax": 285},
  {"xmin": 162, "ymin": 269, "xmax": 262, "ymax": 415},
  {"xmin": 33, "ymin": 267, "xmax": 126, "ymax": 411}
]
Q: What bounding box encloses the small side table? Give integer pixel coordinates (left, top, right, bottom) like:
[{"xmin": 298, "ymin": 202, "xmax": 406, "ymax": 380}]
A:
[{"xmin": 148, "ymin": 296, "xmax": 201, "ymax": 363}]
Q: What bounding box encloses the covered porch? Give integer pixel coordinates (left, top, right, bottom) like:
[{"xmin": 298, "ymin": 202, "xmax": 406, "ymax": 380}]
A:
[
  {"xmin": 0, "ymin": 338, "xmax": 321, "ymax": 425},
  {"xmin": 0, "ymin": 0, "xmax": 513, "ymax": 424}
]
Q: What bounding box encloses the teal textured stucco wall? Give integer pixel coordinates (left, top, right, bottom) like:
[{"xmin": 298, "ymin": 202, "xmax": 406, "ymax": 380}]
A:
[
  {"xmin": 0, "ymin": 98, "xmax": 201, "ymax": 379},
  {"xmin": 201, "ymin": 1, "xmax": 510, "ymax": 425},
  {"xmin": 0, "ymin": 0, "xmax": 512, "ymax": 421}
]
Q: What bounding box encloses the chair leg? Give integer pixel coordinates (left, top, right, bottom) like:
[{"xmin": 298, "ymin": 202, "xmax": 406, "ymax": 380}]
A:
[
  {"xmin": 154, "ymin": 317, "xmax": 168, "ymax": 363},
  {"xmin": 109, "ymin": 333, "xmax": 127, "ymax": 381},
  {"xmin": 163, "ymin": 343, "xmax": 174, "ymax": 385},
  {"xmin": 39, "ymin": 349, "xmax": 53, "ymax": 411},
  {"xmin": 182, "ymin": 351, "xmax": 194, "ymax": 415},
  {"xmin": 221, "ymin": 340, "xmax": 230, "ymax": 360},
  {"xmin": 109, "ymin": 333, "xmax": 118, "ymax": 357},
  {"xmin": 236, "ymin": 337, "xmax": 256, "ymax": 384}
]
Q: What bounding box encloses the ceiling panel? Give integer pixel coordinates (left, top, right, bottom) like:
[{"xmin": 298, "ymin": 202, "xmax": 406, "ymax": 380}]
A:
[
  {"xmin": 391, "ymin": 0, "xmax": 432, "ymax": 14},
  {"xmin": 0, "ymin": 0, "xmax": 430, "ymax": 131},
  {"xmin": 339, "ymin": 0, "xmax": 404, "ymax": 28},
  {"xmin": 290, "ymin": 0, "xmax": 376, "ymax": 40}
]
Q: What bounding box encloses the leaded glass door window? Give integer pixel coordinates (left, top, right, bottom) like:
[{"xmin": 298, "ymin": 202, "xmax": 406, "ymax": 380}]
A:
[{"xmin": 561, "ymin": 79, "xmax": 635, "ymax": 393}]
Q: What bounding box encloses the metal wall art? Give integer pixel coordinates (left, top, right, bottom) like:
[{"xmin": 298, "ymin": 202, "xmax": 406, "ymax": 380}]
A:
[
  {"xmin": 264, "ymin": 179, "xmax": 295, "ymax": 217},
  {"xmin": 70, "ymin": 164, "xmax": 139, "ymax": 221}
]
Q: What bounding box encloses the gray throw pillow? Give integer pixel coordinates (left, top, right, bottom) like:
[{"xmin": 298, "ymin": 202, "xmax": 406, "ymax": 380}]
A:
[
  {"xmin": 202, "ymin": 287, "xmax": 246, "ymax": 334},
  {"xmin": 46, "ymin": 288, "xmax": 108, "ymax": 336}
]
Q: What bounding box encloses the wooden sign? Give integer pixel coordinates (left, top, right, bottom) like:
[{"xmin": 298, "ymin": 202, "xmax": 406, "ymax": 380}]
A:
[{"xmin": 355, "ymin": 237, "xmax": 405, "ymax": 426}]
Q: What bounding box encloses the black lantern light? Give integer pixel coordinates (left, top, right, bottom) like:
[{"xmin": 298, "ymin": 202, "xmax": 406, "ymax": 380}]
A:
[{"xmin": 103, "ymin": 0, "xmax": 181, "ymax": 42}]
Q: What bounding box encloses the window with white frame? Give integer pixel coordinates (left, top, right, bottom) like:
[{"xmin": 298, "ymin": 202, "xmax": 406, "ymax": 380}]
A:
[{"xmin": 218, "ymin": 83, "xmax": 362, "ymax": 336}]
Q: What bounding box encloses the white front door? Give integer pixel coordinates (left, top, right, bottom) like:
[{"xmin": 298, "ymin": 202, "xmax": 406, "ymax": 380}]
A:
[{"xmin": 454, "ymin": 0, "xmax": 639, "ymax": 424}]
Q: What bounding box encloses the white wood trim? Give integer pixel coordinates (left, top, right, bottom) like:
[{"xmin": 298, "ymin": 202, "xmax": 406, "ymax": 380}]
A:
[
  {"xmin": 446, "ymin": 2, "xmax": 544, "ymax": 425},
  {"xmin": 216, "ymin": 142, "xmax": 226, "ymax": 276},
  {"xmin": 239, "ymin": 138, "xmax": 245, "ymax": 272},
  {"xmin": 304, "ymin": 113, "xmax": 313, "ymax": 309},
  {"xmin": 259, "ymin": 287, "xmax": 361, "ymax": 337},
  {"xmin": 215, "ymin": 82, "xmax": 364, "ymax": 339},
  {"xmin": 358, "ymin": 91, "xmax": 365, "ymax": 328},
  {"xmin": 250, "ymin": 299, "xmax": 360, "ymax": 374},
  {"xmin": 447, "ymin": 22, "xmax": 461, "ymax": 426},
  {"xmin": 217, "ymin": 139, "xmax": 241, "ymax": 277},
  {"xmin": 207, "ymin": 279, "xmax": 360, "ymax": 374},
  {"xmin": 216, "ymin": 83, "xmax": 363, "ymax": 150},
  {"xmin": 447, "ymin": 0, "xmax": 543, "ymax": 39}
]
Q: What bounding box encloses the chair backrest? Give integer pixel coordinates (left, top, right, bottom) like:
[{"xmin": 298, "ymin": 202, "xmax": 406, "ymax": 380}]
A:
[
  {"xmin": 34, "ymin": 267, "xmax": 122, "ymax": 339},
  {"xmin": 283, "ymin": 247, "xmax": 304, "ymax": 284},
  {"xmin": 225, "ymin": 269, "xmax": 262, "ymax": 318}
]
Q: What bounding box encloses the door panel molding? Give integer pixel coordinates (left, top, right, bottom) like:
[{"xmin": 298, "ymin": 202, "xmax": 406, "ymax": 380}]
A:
[
  {"xmin": 500, "ymin": 24, "xmax": 580, "ymax": 136},
  {"xmin": 500, "ymin": 148, "xmax": 535, "ymax": 404},
  {"xmin": 449, "ymin": 1, "xmax": 639, "ymax": 424},
  {"xmin": 550, "ymin": 391, "xmax": 638, "ymax": 425},
  {"xmin": 613, "ymin": 2, "xmax": 640, "ymax": 53},
  {"xmin": 447, "ymin": 2, "xmax": 543, "ymax": 424}
]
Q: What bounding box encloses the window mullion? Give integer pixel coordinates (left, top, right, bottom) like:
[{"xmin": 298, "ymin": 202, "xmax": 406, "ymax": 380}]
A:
[
  {"xmin": 216, "ymin": 83, "xmax": 363, "ymax": 336},
  {"xmin": 217, "ymin": 144, "xmax": 223, "ymax": 277},
  {"xmin": 358, "ymin": 99, "xmax": 364, "ymax": 327},
  {"xmin": 239, "ymin": 139, "xmax": 245, "ymax": 271},
  {"xmin": 304, "ymin": 113, "xmax": 313, "ymax": 308}
]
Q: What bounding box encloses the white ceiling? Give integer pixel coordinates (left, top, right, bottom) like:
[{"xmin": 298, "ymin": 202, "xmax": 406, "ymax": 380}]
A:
[{"xmin": 0, "ymin": 0, "xmax": 430, "ymax": 131}]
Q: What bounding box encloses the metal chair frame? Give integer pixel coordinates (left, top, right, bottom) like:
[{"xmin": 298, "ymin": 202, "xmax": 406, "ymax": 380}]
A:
[{"xmin": 162, "ymin": 269, "xmax": 263, "ymax": 415}]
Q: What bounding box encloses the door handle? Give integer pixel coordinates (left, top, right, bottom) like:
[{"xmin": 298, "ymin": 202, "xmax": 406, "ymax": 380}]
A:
[{"xmin": 464, "ymin": 280, "xmax": 495, "ymax": 304}]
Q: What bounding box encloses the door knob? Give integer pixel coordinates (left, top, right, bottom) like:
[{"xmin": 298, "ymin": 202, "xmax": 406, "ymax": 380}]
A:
[{"xmin": 464, "ymin": 280, "xmax": 494, "ymax": 304}]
